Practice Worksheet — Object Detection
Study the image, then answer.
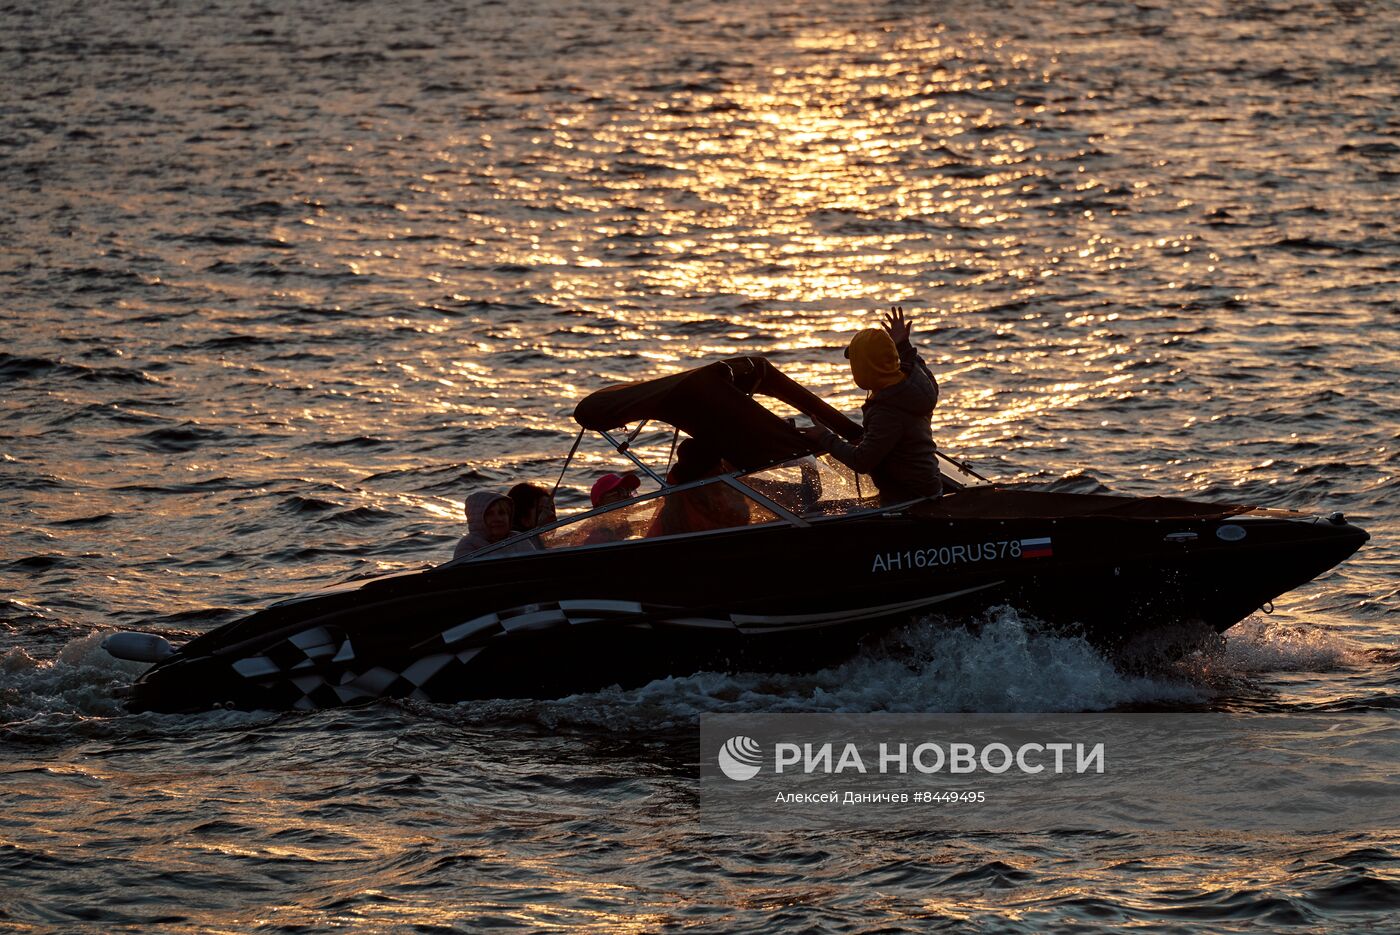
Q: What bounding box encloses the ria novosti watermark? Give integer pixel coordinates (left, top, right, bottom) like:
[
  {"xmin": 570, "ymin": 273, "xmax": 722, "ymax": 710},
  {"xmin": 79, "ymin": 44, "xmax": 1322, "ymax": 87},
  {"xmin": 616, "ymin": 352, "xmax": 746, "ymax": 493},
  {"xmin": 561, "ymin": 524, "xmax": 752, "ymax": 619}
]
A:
[
  {"xmin": 719, "ymin": 735, "xmax": 1103, "ymax": 781},
  {"xmin": 700, "ymin": 713, "xmax": 1400, "ymax": 832}
]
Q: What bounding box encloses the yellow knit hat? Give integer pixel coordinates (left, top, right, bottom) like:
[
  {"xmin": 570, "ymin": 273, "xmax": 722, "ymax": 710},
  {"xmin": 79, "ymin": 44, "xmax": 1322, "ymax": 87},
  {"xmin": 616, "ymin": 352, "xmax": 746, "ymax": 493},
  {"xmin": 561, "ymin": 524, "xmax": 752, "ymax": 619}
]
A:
[{"xmin": 845, "ymin": 328, "xmax": 904, "ymax": 390}]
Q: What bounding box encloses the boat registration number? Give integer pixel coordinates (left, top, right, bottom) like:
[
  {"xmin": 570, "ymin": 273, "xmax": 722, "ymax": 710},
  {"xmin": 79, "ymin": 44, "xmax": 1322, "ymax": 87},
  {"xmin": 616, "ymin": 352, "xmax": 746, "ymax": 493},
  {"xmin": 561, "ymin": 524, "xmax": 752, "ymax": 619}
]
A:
[{"xmin": 871, "ymin": 538, "xmax": 1048, "ymax": 573}]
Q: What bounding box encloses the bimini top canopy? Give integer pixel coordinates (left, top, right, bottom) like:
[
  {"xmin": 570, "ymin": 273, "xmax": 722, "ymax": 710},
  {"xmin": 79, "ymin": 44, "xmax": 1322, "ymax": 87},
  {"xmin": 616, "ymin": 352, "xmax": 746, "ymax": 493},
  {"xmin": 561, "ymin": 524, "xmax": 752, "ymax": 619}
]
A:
[{"xmin": 573, "ymin": 356, "xmax": 863, "ymax": 471}]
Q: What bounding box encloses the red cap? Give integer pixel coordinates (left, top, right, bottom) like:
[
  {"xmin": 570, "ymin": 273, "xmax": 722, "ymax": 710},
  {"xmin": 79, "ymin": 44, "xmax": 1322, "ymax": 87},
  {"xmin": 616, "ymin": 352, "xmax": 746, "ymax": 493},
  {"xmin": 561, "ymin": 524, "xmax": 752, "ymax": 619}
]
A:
[{"xmin": 590, "ymin": 472, "xmax": 640, "ymax": 507}]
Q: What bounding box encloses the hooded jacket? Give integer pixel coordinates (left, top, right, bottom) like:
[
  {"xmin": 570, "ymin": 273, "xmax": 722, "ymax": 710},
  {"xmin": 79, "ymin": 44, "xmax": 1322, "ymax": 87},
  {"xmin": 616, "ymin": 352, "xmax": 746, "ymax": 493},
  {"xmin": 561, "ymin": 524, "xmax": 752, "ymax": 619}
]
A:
[
  {"xmin": 453, "ymin": 490, "xmax": 540, "ymax": 560},
  {"xmin": 846, "ymin": 328, "xmax": 905, "ymax": 391},
  {"xmin": 819, "ymin": 338, "xmax": 941, "ymax": 505}
]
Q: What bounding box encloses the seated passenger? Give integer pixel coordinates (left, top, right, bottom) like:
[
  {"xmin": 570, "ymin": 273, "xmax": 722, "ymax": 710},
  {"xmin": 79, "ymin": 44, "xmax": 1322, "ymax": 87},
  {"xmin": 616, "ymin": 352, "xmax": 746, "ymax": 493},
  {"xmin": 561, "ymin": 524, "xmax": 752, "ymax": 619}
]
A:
[
  {"xmin": 453, "ymin": 491, "xmax": 540, "ymax": 560},
  {"xmin": 508, "ymin": 482, "xmax": 556, "ymax": 532},
  {"xmin": 803, "ymin": 306, "xmax": 942, "ymax": 506},
  {"xmin": 577, "ymin": 472, "xmax": 642, "ymax": 546},
  {"xmin": 666, "ymin": 438, "xmax": 731, "ymax": 486},
  {"xmin": 647, "ymin": 439, "xmax": 751, "ymax": 538},
  {"xmin": 590, "ymin": 472, "xmax": 641, "ymax": 508}
]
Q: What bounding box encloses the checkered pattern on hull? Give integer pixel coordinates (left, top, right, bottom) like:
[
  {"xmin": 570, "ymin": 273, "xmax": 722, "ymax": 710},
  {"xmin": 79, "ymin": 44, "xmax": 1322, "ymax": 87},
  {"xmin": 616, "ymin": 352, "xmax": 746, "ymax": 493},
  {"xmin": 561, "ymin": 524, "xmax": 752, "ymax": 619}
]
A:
[
  {"xmin": 225, "ymin": 591, "xmax": 976, "ymax": 709},
  {"xmin": 231, "ymin": 600, "xmax": 656, "ymax": 710}
]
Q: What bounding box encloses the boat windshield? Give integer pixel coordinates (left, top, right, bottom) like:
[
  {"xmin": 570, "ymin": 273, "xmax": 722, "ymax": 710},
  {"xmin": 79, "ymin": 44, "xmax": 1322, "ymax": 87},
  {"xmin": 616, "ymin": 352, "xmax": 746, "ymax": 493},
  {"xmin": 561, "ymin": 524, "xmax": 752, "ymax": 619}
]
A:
[
  {"xmin": 460, "ymin": 446, "xmax": 990, "ymax": 561},
  {"xmin": 936, "ymin": 452, "xmax": 988, "ymax": 490},
  {"xmin": 736, "ymin": 451, "xmax": 987, "ymax": 517},
  {"xmin": 736, "ymin": 455, "xmax": 880, "ymax": 518},
  {"xmin": 466, "ymin": 476, "xmax": 785, "ymax": 559}
]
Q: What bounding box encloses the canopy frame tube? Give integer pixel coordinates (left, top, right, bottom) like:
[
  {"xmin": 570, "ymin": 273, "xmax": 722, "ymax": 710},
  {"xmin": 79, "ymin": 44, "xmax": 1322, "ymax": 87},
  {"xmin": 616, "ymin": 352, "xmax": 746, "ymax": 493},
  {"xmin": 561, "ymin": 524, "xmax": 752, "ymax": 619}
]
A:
[{"xmin": 601, "ymin": 428, "xmax": 668, "ymax": 485}]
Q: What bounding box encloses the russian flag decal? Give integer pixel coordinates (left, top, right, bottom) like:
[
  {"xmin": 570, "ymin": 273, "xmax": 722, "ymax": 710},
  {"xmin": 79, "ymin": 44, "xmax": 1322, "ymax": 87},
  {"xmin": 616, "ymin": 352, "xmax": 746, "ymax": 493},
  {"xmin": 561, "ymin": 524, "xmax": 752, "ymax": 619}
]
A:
[{"xmin": 1020, "ymin": 537, "xmax": 1053, "ymax": 559}]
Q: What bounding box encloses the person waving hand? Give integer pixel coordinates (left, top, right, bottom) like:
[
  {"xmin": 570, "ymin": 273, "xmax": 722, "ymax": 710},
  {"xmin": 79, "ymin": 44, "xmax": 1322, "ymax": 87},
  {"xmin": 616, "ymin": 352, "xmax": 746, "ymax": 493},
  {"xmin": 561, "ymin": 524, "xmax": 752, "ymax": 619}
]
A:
[{"xmin": 803, "ymin": 306, "xmax": 942, "ymax": 505}]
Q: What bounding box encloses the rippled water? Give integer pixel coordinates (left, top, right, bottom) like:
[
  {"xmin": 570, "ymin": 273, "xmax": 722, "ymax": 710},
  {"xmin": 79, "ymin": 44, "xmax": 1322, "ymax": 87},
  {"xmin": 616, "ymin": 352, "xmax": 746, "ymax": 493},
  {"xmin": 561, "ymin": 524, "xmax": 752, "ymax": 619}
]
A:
[{"xmin": 3, "ymin": 0, "xmax": 1398, "ymax": 930}]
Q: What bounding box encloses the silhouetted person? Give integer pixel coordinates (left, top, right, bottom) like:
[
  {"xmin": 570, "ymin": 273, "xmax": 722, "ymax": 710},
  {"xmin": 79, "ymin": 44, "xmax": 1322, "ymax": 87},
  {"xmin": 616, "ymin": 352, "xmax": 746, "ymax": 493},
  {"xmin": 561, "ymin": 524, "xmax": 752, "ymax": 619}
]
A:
[
  {"xmin": 803, "ymin": 306, "xmax": 941, "ymax": 506},
  {"xmin": 507, "ymin": 482, "xmax": 556, "ymax": 531}
]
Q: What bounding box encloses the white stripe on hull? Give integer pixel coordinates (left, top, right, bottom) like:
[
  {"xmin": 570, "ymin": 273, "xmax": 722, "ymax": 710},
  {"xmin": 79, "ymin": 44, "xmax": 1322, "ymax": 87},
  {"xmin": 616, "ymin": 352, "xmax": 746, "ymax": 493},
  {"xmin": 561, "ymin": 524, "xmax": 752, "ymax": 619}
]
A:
[{"xmin": 729, "ymin": 582, "xmax": 1004, "ymax": 631}]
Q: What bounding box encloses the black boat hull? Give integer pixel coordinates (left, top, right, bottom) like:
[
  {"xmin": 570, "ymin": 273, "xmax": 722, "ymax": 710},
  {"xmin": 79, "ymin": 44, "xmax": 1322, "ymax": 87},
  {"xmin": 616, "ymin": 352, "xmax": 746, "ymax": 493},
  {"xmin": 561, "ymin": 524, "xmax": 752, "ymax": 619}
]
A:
[{"xmin": 126, "ymin": 501, "xmax": 1368, "ymax": 712}]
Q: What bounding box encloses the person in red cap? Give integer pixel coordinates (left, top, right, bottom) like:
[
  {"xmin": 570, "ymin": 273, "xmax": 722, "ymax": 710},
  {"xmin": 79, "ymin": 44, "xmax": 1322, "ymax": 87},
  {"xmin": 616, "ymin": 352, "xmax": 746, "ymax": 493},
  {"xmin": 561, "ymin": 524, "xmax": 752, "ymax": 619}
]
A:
[
  {"xmin": 590, "ymin": 471, "xmax": 641, "ymax": 508},
  {"xmin": 802, "ymin": 306, "xmax": 942, "ymax": 506},
  {"xmin": 574, "ymin": 472, "xmax": 642, "ymax": 546}
]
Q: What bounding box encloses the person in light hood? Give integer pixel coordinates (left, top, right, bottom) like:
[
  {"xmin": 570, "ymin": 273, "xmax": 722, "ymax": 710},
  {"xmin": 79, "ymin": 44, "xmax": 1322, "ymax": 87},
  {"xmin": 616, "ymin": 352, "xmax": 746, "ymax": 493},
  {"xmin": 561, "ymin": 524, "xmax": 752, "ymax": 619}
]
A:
[
  {"xmin": 804, "ymin": 306, "xmax": 942, "ymax": 505},
  {"xmin": 453, "ymin": 490, "xmax": 539, "ymax": 560}
]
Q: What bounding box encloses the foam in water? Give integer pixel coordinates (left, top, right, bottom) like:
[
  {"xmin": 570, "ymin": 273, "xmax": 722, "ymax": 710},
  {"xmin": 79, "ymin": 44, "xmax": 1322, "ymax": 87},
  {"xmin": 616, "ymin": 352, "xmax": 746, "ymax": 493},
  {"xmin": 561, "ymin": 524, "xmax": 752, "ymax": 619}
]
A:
[
  {"xmin": 0, "ymin": 631, "xmax": 275, "ymax": 739},
  {"xmin": 0, "ymin": 631, "xmax": 146, "ymax": 728},
  {"xmin": 460, "ymin": 607, "xmax": 1209, "ymax": 730},
  {"xmin": 1223, "ymin": 616, "xmax": 1366, "ymax": 672},
  {"xmin": 1106, "ymin": 614, "xmax": 1366, "ymax": 694}
]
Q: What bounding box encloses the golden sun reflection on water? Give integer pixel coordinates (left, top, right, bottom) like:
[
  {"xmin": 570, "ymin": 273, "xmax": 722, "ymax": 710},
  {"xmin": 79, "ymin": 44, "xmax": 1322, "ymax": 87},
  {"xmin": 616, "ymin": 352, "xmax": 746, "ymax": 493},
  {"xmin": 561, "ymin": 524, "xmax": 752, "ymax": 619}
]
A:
[{"xmin": 413, "ymin": 25, "xmax": 1057, "ymax": 324}]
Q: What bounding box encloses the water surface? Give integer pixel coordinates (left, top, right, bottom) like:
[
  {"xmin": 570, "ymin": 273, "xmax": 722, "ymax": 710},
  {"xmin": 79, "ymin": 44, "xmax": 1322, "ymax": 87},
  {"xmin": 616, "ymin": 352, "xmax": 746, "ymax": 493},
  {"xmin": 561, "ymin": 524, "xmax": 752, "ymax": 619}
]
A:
[{"xmin": 3, "ymin": 0, "xmax": 1398, "ymax": 930}]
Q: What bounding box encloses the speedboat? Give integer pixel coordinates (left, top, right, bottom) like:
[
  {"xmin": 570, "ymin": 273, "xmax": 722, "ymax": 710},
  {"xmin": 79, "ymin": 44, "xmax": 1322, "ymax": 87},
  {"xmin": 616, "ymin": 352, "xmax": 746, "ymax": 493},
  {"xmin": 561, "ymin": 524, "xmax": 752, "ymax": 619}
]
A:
[{"xmin": 112, "ymin": 357, "xmax": 1370, "ymax": 712}]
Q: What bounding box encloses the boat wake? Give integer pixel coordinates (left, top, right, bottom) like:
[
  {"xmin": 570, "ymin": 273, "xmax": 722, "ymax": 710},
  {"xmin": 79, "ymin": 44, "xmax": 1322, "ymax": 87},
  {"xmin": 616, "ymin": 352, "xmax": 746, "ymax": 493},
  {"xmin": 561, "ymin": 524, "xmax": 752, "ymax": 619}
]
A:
[
  {"xmin": 1, "ymin": 632, "xmax": 144, "ymax": 730},
  {"xmin": 1222, "ymin": 616, "xmax": 1368, "ymax": 672},
  {"xmin": 0, "ymin": 632, "xmax": 264, "ymax": 741},
  {"xmin": 440, "ymin": 607, "xmax": 1219, "ymax": 730},
  {"xmin": 1, "ymin": 608, "xmax": 1370, "ymax": 737}
]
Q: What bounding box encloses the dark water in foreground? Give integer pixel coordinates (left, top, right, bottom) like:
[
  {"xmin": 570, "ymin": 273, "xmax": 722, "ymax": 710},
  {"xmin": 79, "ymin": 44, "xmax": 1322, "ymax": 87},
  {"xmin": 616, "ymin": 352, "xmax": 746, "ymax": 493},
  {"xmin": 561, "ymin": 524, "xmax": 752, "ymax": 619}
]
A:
[{"xmin": 3, "ymin": 0, "xmax": 1398, "ymax": 930}]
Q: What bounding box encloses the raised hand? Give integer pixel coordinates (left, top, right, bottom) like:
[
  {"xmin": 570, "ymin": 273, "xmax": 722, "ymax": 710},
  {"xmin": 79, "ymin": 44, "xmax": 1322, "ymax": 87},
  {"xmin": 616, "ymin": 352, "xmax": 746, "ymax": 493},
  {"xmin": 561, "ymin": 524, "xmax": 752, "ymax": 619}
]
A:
[{"xmin": 881, "ymin": 305, "xmax": 912, "ymax": 345}]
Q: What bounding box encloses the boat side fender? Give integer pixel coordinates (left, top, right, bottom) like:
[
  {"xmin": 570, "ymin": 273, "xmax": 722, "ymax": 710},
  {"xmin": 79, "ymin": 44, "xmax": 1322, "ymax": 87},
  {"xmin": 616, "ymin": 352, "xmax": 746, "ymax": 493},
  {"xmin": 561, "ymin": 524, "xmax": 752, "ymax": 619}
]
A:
[{"xmin": 103, "ymin": 632, "xmax": 177, "ymax": 663}]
